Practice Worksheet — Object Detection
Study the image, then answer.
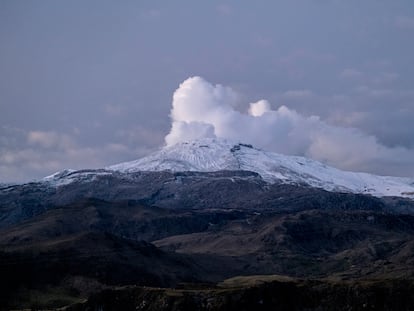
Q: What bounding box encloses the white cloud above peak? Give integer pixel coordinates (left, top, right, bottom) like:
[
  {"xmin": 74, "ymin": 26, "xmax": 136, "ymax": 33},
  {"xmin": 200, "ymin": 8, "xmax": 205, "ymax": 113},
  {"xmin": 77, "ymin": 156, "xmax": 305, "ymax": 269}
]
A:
[{"xmin": 165, "ymin": 76, "xmax": 414, "ymax": 177}]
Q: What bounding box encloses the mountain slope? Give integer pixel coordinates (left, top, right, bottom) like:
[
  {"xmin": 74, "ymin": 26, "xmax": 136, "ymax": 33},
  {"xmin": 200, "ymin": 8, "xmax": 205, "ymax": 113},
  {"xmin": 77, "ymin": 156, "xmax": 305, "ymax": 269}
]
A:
[
  {"xmin": 107, "ymin": 138, "xmax": 414, "ymax": 198},
  {"xmin": 2, "ymin": 139, "xmax": 414, "ymax": 309}
]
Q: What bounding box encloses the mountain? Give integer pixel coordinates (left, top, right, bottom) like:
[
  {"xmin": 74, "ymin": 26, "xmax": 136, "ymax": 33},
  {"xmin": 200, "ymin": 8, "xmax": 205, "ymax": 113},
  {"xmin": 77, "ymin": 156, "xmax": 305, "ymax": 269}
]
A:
[
  {"xmin": 2, "ymin": 138, "xmax": 414, "ymax": 310},
  {"xmin": 3, "ymin": 138, "xmax": 413, "ymax": 229},
  {"xmin": 107, "ymin": 138, "xmax": 414, "ymax": 199}
]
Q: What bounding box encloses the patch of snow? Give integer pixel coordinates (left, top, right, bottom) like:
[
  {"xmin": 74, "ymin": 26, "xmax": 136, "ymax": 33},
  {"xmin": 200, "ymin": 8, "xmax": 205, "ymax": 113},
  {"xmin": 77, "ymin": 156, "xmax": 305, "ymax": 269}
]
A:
[
  {"xmin": 107, "ymin": 138, "xmax": 414, "ymax": 199},
  {"xmin": 42, "ymin": 169, "xmax": 113, "ymax": 187}
]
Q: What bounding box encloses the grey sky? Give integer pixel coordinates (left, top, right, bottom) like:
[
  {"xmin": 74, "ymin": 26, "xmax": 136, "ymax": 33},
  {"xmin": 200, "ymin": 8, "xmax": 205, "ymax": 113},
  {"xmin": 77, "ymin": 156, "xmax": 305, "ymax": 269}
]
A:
[{"xmin": 1, "ymin": 0, "xmax": 414, "ymax": 182}]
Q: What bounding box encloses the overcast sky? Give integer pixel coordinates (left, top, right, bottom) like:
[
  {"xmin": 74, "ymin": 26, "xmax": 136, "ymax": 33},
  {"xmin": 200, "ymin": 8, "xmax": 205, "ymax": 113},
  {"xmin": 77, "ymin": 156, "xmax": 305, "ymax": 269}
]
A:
[{"xmin": 1, "ymin": 0, "xmax": 414, "ymax": 183}]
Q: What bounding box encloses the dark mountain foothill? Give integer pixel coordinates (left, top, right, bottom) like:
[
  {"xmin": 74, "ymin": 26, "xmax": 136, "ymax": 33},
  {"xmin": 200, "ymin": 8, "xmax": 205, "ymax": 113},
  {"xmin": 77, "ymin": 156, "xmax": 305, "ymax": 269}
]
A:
[{"xmin": 1, "ymin": 166, "xmax": 414, "ymax": 309}]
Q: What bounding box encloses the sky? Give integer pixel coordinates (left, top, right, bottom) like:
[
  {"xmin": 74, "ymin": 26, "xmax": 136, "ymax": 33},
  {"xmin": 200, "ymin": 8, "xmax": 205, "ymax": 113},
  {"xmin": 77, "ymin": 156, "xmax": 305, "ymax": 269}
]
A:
[{"xmin": 1, "ymin": 0, "xmax": 414, "ymax": 183}]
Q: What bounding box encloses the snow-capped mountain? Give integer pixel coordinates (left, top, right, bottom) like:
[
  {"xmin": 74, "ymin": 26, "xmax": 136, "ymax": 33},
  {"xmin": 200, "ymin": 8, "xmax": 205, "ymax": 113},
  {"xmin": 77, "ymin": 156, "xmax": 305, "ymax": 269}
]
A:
[{"xmin": 107, "ymin": 138, "xmax": 414, "ymax": 199}]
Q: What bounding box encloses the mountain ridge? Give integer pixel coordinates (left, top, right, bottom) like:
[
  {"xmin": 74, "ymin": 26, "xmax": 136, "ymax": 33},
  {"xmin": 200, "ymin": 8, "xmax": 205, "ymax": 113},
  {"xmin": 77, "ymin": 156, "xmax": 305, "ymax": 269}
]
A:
[
  {"xmin": 2, "ymin": 139, "xmax": 414, "ymax": 309},
  {"xmin": 105, "ymin": 138, "xmax": 414, "ymax": 199}
]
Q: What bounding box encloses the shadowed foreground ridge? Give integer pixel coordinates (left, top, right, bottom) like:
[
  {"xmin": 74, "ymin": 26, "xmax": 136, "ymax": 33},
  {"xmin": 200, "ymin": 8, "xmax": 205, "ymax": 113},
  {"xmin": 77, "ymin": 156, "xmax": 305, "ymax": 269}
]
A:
[
  {"xmin": 1, "ymin": 142, "xmax": 414, "ymax": 309},
  {"xmin": 68, "ymin": 277, "xmax": 414, "ymax": 311}
]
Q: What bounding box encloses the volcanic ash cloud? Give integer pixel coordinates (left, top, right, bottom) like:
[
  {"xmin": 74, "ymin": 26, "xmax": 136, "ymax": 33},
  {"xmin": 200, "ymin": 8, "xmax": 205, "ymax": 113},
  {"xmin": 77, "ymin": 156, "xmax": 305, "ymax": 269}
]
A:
[{"xmin": 164, "ymin": 76, "xmax": 414, "ymax": 177}]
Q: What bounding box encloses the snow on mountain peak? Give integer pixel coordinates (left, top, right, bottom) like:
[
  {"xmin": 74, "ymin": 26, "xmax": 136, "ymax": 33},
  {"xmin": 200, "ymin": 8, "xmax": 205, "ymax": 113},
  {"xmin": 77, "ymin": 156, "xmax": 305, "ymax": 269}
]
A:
[
  {"xmin": 108, "ymin": 138, "xmax": 243, "ymax": 173},
  {"xmin": 107, "ymin": 138, "xmax": 414, "ymax": 199}
]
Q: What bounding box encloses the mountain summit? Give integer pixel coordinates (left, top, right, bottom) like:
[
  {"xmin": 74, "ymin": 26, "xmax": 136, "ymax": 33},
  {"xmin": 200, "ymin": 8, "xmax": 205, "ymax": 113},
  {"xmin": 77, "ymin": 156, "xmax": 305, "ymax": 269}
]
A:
[
  {"xmin": 3, "ymin": 139, "xmax": 414, "ymax": 309},
  {"xmin": 106, "ymin": 138, "xmax": 414, "ymax": 198}
]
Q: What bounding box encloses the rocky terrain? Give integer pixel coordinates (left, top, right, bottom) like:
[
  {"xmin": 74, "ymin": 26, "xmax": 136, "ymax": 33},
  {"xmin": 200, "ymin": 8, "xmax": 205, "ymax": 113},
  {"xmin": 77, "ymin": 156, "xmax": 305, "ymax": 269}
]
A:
[
  {"xmin": 68, "ymin": 276, "xmax": 414, "ymax": 311},
  {"xmin": 1, "ymin": 139, "xmax": 414, "ymax": 310}
]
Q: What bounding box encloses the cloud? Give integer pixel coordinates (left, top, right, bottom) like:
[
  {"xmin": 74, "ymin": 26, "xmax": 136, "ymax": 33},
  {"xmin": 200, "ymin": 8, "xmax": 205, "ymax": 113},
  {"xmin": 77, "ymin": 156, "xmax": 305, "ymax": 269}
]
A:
[
  {"xmin": 396, "ymin": 16, "xmax": 414, "ymax": 30},
  {"xmin": 248, "ymin": 100, "xmax": 271, "ymax": 117},
  {"xmin": 216, "ymin": 4, "xmax": 232, "ymax": 15},
  {"xmin": 165, "ymin": 76, "xmax": 414, "ymax": 177},
  {"xmin": 283, "ymin": 89, "xmax": 313, "ymax": 99},
  {"xmin": 341, "ymin": 68, "xmax": 398, "ymax": 85},
  {"xmin": 372, "ymin": 72, "xmax": 399, "ymax": 85},
  {"xmin": 27, "ymin": 131, "xmax": 75, "ymax": 150},
  {"xmin": 340, "ymin": 68, "xmax": 363, "ymax": 79},
  {"xmin": 0, "ymin": 127, "xmax": 153, "ymax": 183},
  {"xmin": 140, "ymin": 9, "xmax": 162, "ymax": 20},
  {"xmin": 104, "ymin": 104, "xmax": 126, "ymax": 117}
]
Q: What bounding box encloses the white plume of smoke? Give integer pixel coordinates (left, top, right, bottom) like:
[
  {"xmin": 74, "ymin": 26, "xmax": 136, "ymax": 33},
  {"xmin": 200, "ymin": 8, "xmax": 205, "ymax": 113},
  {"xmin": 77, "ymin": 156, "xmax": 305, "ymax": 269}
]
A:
[{"xmin": 165, "ymin": 76, "xmax": 414, "ymax": 176}]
